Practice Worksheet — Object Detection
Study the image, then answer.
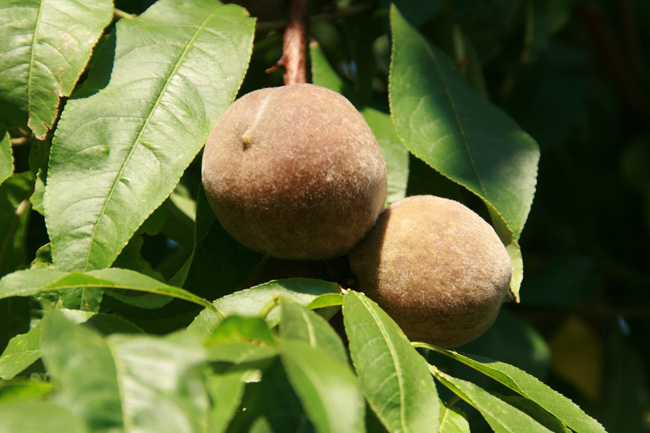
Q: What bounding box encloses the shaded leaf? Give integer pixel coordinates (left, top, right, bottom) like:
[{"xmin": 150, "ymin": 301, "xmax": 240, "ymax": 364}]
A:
[
  {"xmin": 0, "ymin": 267, "xmax": 217, "ymax": 312},
  {"xmin": 227, "ymin": 359, "xmax": 314, "ymax": 433},
  {"xmin": 0, "ymin": 0, "xmax": 113, "ymax": 138},
  {"xmin": 188, "ymin": 278, "xmax": 339, "ymax": 338},
  {"xmin": 44, "ymin": 0, "xmax": 255, "ymax": 272},
  {"xmin": 431, "ymin": 367, "xmax": 552, "ymax": 433},
  {"xmin": 181, "ymin": 185, "xmax": 263, "ymax": 298},
  {"xmin": 0, "ymin": 172, "xmax": 34, "ymax": 277},
  {"xmin": 0, "ymin": 400, "xmax": 88, "ymax": 433},
  {"xmin": 343, "ymin": 291, "xmax": 440, "ymax": 433},
  {"xmin": 361, "ymin": 107, "xmax": 410, "ymax": 205},
  {"xmin": 279, "ymin": 340, "xmax": 365, "ymax": 433},
  {"xmin": 0, "ymin": 131, "xmax": 11, "ymax": 185},
  {"xmin": 207, "ymin": 369, "xmax": 249, "ymax": 433},
  {"xmin": 0, "ymin": 322, "xmax": 42, "ymax": 380},
  {"xmin": 279, "ymin": 298, "xmax": 347, "ymax": 365},
  {"xmin": 420, "ymin": 343, "xmax": 606, "ymax": 433}
]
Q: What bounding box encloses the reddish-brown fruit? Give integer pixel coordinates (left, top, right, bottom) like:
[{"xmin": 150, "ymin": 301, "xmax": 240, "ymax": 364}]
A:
[
  {"xmin": 348, "ymin": 195, "xmax": 512, "ymax": 348},
  {"xmin": 202, "ymin": 83, "xmax": 387, "ymax": 260}
]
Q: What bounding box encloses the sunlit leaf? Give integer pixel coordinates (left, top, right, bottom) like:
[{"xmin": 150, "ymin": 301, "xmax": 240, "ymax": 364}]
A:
[
  {"xmin": 44, "ymin": 0, "xmax": 255, "ymax": 272},
  {"xmin": 0, "ymin": 267, "xmax": 216, "ymax": 311},
  {"xmin": 432, "ymin": 367, "xmax": 553, "ymax": 433},
  {"xmin": 0, "ymin": 131, "xmax": 12, "ymax": 185},
  {"xmin": 343, "ymin": 291, "xmax": 440, "ymax": 433},
  {"xmin": 279, "ymin": 340, "xmax": 365, "ymax": 433},
  {"xmin": 420, "ymin": 343, "xmax": 606, "ymax": 433},
  {"xmin": 0, "ymin": 400, "xmax": 88, "ymax": 433},
  {"xmin": 40, "ymin": 311, "xmax": 122, "ymax": 431},
  {"xmin": 0, "ymin": 322, "xmax": 42, "ymax": 380},
  {"xmin": 438, "ymin": 402, "xmax": 470, "ymax": 433},
  {"xmin": 188, "ymin": 278, "xmax": 339, "ymax": 338},
  {"xmin": 0, "ymin": 0, "xmax": 113, "ymax": 138},
  {"xmin": 279, "ymin": 298, "xmax": 347, "ymax": 365}
]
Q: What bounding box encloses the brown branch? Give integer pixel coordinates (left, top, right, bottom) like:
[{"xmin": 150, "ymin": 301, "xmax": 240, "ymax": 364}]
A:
[
  {"xmin": 266, "ymin": 0, "xmax": 308, "ymax": 84},
  {"xmin": 256, "ymin": 3, "xmax": 375, "ymax": 33}
]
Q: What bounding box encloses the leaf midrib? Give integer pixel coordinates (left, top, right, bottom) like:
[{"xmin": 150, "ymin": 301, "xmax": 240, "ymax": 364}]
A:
[
  {"xmin": 27, "ymin": 0, "xmax": 45, "ymax": 124},
  {"xmin": 357, "ymin": 294, "xmax": 408, "ymax": 433},
  {"xmin": 82, "ymin": 8, "xmax": 220, "ymax": 271},
  {"xmin": 410, "ymin": 32, "xmax": 489, "ymax": 201}
]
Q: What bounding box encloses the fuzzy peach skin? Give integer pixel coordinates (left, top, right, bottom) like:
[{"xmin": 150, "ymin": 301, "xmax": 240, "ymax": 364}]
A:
[
  {"xmin": 348, "ymin": 195, "xmax": 512, "ymax": 348},
  {"xmin": 202, "ymin": 83, "xmax": 387, "ymax": 260}
]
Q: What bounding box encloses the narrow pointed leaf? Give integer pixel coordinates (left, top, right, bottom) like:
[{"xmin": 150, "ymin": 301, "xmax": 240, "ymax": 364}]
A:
[
  {"xmin": 108, "ymin": 332, "xmax": 209, "ymax": 433},
  {"xmin": 279, "ymin": 340, "xmax": 365, "ymax": 433},
  {"xmin": 44, "ymin": 0, "xmax": 255, "ymax": 271},
  {"xmin": 0, "ymin": 131, "xmax": 12, "ymax": 185},
  {"xmin": 188, "ymin": 278, "xmax": 339, "ymax": 338},
  {"xmin": 417, "ymin": 344, "xmax": 607, "ymax": 433},
  {"xmin": 0, "ymin": 172, "xmax": 34, "ymax": 277},
  {"xmin": 438, "ymin": 402, "xmax": 470, "ymax": 433},
  {"xmin": 40, "ymin": 311, "xmax": 123, "ymax": 431},
  {"xmin": 279, "ymin": 298, "xmax": 347, "ymax": 365},
  {"xmin": 0, "ymin": 400, "xmax": 88, "ymax": 433},
  {"xmin": 0, "ymin": 0, "xmax": 113, "ymax": 138},
  {"xmin": 432, "ymin": 367, "xmax": 553, "ymax": 433},
  {"xmin": 389, "ymin": 4, "xmax": 539, "ymax": 240},
  {"xmin": 207, "ymin": 369, "xmax": 249, "ymax": 433},
  {"xmin": 0, "ymin": 267, "xmax": 217, "ymax": 311},
  {"xmin": 343, "ymin": 291, "xmax": 440, "ymax": 433},
  {"xmin": 0, "ymin": 322, "xmax": 42, "ymax": 380}
]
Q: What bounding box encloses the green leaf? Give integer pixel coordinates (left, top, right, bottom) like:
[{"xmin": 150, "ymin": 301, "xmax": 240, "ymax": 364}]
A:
[
  {"xmin": 279, "ymin": 298, "xmax": 347, "ymax": 365},
  {"xmin": 179, "ymin": 183, "xmax": 262, "ymax": 298},
  {"xmin": 361, "ymin": 107, "xmax": 410, "ymax": 205},
  {"xmin": 0, "ymin": 400, "xmax": 88, "ymax": 433},
  {"xmin": 0, "ymin": 322, "xmax": 42, "ymax": 380},
  {"xmin": 0, "ymin": 0, "xmax": 113, "ymax": 138},
  {"xmin": 107, "ymin": 332, "xmax": 209, "ymax": 433},
  {"xmin": 207, "ymin": 369, "xmax": 249, "ymax": 433},
  {"xmin": 500, "ymin": 396, "xmax": 572, "ymax": 433},
  {"xmin": 309, "ymin": 42, "xmax": 346, "ymax": 93},
  {"xmin": 418, "ymin": 344, "xmax": 607, "ymax": 433},
  {"xmin": 207, "ymin": 342, "xmax": 277, "ymax": 365},
  {"xmin": 306, "ymin": 293, "xmax": 344, "ymax": 309},
  {"xmin": 438, "ymin": 402, "xmax": 470, "ymax": 433},
  {"xmin": 188, "ymin": 278, "xmax": 339, "ymax": 338},
  {"xmin": 40, "ymin": 311, "xmax": 122, "ymax": 431},
  {"xmin": 44, "ymin": 0, "xmax": 255, "ymax": 272},
  {"xmin": 208, "ymin": 316, "xmax": 275, "ymax": 346},
  {"xmin": 279, "ymin": 340, "xmax": 365, "ymax": 433},
  {"xmin": 59, "ymin": 286, "xmax": 103, "ymax": 312},
  {"xmin": 0, "ymin": 131, "xmax": 12, "ymax": 185},
  {"xmin": 0, "ymin": 267, "xmax": 217, "ymax": 312},
  {"xmin": 227, "ymin": 358, "xmax": 313, "ymax": 432},
  {"xmin": 431, "ymin": 366, "xmax": 553, "ymax": 433},
  {"xmin": 343, "ymin": 291, "xmax": 440, "ymax": 433},
  {"xmin": 389, "ymin": 5, "xmax": 539, "ymax": 241},
  {"xmin": 0, "ymin": 172, "xmax": 34, "ymax": 277},
  {"xmin": 0, "ymin": 379, "xmax": 53, "ymax": 402}
]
